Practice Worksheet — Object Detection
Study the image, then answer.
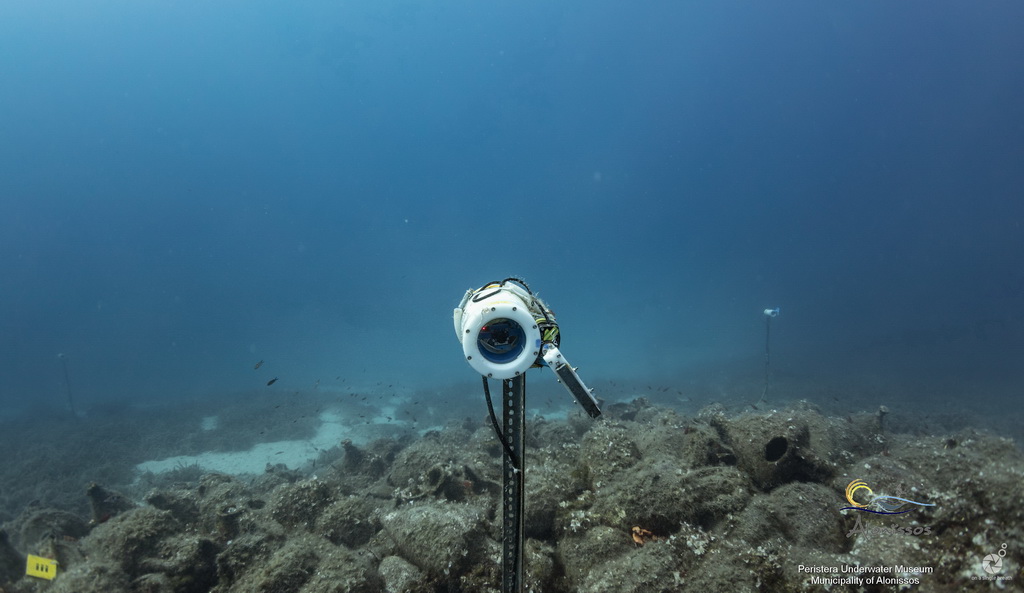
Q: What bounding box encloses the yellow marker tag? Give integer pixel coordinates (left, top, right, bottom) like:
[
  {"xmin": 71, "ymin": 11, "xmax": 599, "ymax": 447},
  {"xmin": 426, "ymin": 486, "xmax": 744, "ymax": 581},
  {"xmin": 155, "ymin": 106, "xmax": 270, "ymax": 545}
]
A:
[{"xmin": 26, "ymin": 554, "xmax": 58, "ymax": 580}]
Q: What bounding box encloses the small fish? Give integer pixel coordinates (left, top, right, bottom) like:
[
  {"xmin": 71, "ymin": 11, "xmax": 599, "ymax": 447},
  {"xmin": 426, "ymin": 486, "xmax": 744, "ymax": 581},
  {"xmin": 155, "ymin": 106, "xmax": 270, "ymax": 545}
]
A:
[
  {"xmin": 254, "ymin": 360, "xmax": 264, "ymax": 370},
  {"xmin": 267, "ymin": 377, "xmax": 278, "ymax": 386}
]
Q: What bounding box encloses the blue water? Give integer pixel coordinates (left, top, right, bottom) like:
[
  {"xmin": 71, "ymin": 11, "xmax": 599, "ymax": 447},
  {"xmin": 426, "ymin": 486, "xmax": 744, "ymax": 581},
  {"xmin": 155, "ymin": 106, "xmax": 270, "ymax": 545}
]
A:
[{"xmin": 2, "ymin": 1, "xmax": 1022, "ymax": 420}]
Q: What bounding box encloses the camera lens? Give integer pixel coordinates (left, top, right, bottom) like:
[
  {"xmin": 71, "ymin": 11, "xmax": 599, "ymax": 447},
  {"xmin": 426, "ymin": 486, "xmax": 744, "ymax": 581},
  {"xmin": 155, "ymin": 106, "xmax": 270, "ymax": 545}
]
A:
[{"xmin": 477, "ymin": 318, "xmax": 526, "ymax": 363}]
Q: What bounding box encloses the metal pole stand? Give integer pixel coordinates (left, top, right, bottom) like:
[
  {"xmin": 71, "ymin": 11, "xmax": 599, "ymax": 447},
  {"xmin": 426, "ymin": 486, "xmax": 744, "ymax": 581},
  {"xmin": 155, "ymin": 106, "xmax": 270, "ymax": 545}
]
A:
[{"xmin": 501, "ymin": 375, "xmax": 526, "ymax": 593}]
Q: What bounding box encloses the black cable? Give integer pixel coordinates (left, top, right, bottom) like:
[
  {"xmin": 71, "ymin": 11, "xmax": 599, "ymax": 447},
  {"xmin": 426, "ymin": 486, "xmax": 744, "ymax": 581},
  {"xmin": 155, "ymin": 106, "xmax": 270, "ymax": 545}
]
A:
[
  {"xmin": 472, "ymin": 283, "xmax": 502, "ymax": 302},
  {"xmin": 482, "ymin": 376, "xmax": 520, "ymax": 469},
  {"xmin": 501, "ymin": 277, "xmax": 532, "ymax": 294}
]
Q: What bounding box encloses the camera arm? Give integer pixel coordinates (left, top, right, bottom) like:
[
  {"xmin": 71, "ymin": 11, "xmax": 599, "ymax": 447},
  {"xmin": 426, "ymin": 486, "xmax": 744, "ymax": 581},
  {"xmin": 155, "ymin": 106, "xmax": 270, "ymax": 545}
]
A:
[{"xmin": 541, "ymin": 345, "xmax": 601, "ymax": 418}]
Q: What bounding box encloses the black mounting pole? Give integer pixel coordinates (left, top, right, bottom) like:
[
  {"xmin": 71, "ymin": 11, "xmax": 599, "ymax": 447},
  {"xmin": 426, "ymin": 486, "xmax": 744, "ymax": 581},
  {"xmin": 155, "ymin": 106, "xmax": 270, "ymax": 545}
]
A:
[{"xmin": 501, "ymin": 375, "xmax": 526, "ymax": 593}]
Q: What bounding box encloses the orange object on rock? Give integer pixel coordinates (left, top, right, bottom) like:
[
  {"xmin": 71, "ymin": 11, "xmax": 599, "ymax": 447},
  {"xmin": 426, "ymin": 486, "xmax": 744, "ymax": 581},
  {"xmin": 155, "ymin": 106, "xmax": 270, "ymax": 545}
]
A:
[{"xmin": 631, "ymin": 526, "xmax": 658, "ymax": 546}]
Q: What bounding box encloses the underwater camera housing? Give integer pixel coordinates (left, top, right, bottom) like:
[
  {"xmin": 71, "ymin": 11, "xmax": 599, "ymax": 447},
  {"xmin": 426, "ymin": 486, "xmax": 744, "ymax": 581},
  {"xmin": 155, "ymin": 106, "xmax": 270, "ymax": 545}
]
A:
[
  {"xmin": 453, "ymin": 278, "xmax": 601, "ymax": 417},
  {"xmin": 454, "ymin": 279, "xmax": 542, "ymax": 379}
]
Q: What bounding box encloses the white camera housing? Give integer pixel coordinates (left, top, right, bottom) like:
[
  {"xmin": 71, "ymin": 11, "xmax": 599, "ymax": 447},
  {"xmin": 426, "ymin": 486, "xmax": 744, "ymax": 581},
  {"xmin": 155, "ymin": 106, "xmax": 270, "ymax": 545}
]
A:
[{"xmin": 454, "ymin": 283, "xmax": 542, "ymax": 379}]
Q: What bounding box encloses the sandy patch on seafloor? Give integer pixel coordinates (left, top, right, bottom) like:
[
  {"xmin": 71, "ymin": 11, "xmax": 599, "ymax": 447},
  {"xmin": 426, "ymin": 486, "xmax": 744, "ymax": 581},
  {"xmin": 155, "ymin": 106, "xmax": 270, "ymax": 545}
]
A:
[{"xmin": 135, "ymin": 410, "xmax": 400, "ymax": 476}]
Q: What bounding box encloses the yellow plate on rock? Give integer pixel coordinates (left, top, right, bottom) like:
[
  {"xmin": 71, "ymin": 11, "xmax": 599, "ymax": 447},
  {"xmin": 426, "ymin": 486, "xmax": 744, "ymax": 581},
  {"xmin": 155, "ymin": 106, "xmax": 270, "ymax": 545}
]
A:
[{"xmin": 26, "ymin": 554, "xmax": 58, "ymax": 580}]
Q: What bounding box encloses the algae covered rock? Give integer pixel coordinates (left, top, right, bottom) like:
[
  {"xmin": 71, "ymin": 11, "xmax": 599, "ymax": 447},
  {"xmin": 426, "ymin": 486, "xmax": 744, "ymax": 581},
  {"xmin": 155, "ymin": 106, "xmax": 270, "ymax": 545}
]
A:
[
  {"xmin": 190, "ymin": 473, "xmax": 272, "ymax": 543},
  {"xmin": 85, "ymin": 482, "xmax": 135, "ymax": 525},
  {"xmin": 86, "ymin": 507, "xmax": 179, "ymax": 574},
  {"xmin": 387, "ymin": 428, "xmax": 473, "ymax": 490},
  {"xmin": 524, "ymin": 454, "xmax": 579, "ymax": 540},
  {"xmin": 10, "ymin": 507, "xmax": 89, "ymax": 552},
  {"xmin": 558, "ymin": 525, "xmax": 632, "ymax": 585},
  {"xmin": 50, "ymin": 561, "xmax": 131, "ymax": 593},
  {"xmin": 559, "ymin": 524, "xmax": 694, "ymax": 593},
  {"xmin": 378, "ymin": 554, "xmax": 427, "ymax": 593},
  {"xmin": 145, "ymin": 486, "xmax": 201, "ymax": 525},
  {"xmin": 324, "ymin": 438, "xmax": 397, "ymax": 491},
  {"xmin": 223, "ymin": 535, "xmax": 320, "ymax": 592},
  {"xmin": 315, "ymin": 495, "xmax": 381, "ymax": 547},
  {"xmin": 379, "ymin": 502, "xmax": 489, "ymax": 578},
  {"xmin": 588, "ymin": 462, "xmax": 751, "ymax": 533},
  {"xmin": 629, "ymin": 408, "xmax": 692, "ymax": 463},
  {"xmin": 577, "ymin": 538, "xmax": 689, "ymax": 593},
  {"xmin": 213, "ymin": 532, "xmax": 286, "ymax": 590},
  {"xmin": 677, "ymin": 423, "xmax": 738, "ymax": 469},
  {"xmin": 136, "ymin": 534, "xmax": 219, "ymax": 593},
  {"xmin": 579, "ymin": 422, "xmax": 642, "ymax": 483},
  {"xmin": 523, "ymin": 538, "xmax": 558, "ymax": 592},
  {"xmin": 43, "ymin": 501, "xmax": 220, "ymax": 593},
  {"xmin": 732, "ymin": 481, "xmax": 849, "ymax": 553},
  {"xmin": 296, "ymin": 541, "xmax": 382, "ymax": 593},
  {"xmin": 0, "ymin": 529, "xmax": 23, "ymax": 586},
  {"xmin": 269, "ymin": 477, "xmax": 337, "ymax": 530},
  {"xmin": 725, "ymin": 410, "xmax": 834, "ymax": 490}
]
